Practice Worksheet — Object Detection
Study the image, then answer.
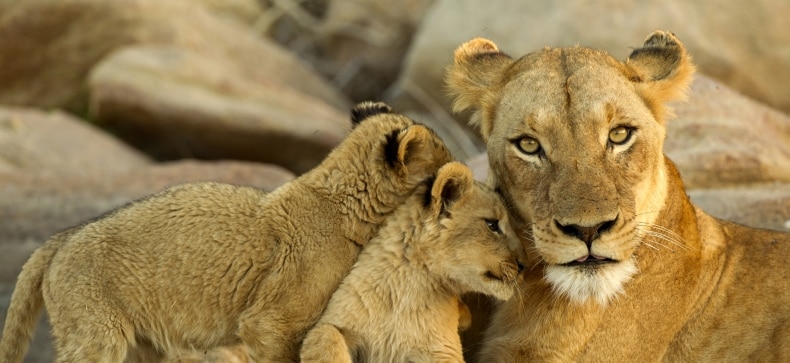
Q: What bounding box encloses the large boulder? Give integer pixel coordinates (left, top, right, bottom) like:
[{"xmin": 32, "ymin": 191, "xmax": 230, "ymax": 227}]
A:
[
  {"xmin": 0, "ymin": 0, "xmax": 346, "ymax": 111},
  {"xmin": 312, "ymin": 0, "xmax": 435, "ymax": 101},
  {"xmin": 666, "ymin": 76, "xmax": 790, "ymax": 189},
  {"xmin": 88, "ymin": 45, "xmax": 350, "ymax": 174},
  {"xmin": 0, "ymin": 106, "xmax": 150, "ymax": 175},
  {"xmin": 0, "ymin": 0, "xmax": 352, "ymax": 173},
  {"xmin": 688, "ymin": 184, "xmax": 790, "ymax": 232}
]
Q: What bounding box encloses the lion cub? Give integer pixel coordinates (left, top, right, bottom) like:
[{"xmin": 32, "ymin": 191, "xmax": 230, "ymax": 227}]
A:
[
  {"xmin": 300, "ymin": 162, "xmax": 525, "ymax": 363},
  {"xmin": 0, "ymin": 102, "xmax": 454, "ymax": 363}
]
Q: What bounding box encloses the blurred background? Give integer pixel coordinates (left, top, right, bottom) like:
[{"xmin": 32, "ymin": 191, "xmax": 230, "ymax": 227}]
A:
[{"xmin": 1, "ymin": 0, "xmax": 789, "ymax": 361}]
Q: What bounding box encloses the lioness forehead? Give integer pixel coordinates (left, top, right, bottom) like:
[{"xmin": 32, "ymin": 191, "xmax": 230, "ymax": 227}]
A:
[{"xmin": 498, "ymin": 47, "xmax": 650, "ymax": 131}]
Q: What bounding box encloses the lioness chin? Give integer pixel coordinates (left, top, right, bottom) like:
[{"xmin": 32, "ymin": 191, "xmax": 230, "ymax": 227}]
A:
[
  {"xmin": 0, "ymin": 102, "xmax": 454, "ymax": 363},
  {"xmin": 447, "ymin": 31, "xmax": 790, "ymax": 361}
]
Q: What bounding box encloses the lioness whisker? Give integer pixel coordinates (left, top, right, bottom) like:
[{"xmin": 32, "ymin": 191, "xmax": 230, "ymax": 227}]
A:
[
  {"xmin": 638, "ymin": 230, "xmax": 686, "ymax": 253},
  {"xmin": 636, "ymin": 223, "xmax": 689, "ymax": 250},
  {"xmin": 638, "ymin": 223, "xmax": 686, "ymax": 245},
  {"xmin": 529, "ymin": 259, "xmax": 543, "ymax": 272},
  {"xmin": 641, "ymin": 241, "xmax": 659, "ymax": 250}
]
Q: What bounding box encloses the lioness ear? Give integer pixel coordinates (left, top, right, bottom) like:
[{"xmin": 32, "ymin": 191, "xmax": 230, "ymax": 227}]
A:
[
  {"xmin": 350, "ymin": 101, "xmax": 393, "ymax": 127},
  {"xmin": 388, "ymin": 125, "xmax": 452, "ymax": 181},
  {"xmin": 446, "ymin": 38, "xmax": 513, "ymax": 140},
  {"xmin": 624, "ymin": 30, "xmax": 695, "ymax": 123},
  {"xmin": 428, "ymin": 162, "xmax": 474, "ymax": 216}
]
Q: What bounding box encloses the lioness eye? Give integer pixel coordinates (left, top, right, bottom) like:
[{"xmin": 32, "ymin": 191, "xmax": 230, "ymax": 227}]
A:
[
  {"xmin": 485, "ymin": 219, "xmax": 501, "ymax": 233},
  {"xmin": 609, "ymin": 126, "xmax": 632, "ymax": 145},
  {"xmin": 515, "ymin": 137, "xmax": 541, "ymax": 155}
]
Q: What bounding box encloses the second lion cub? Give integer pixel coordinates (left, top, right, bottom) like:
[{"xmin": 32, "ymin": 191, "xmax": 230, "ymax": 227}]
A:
[{"xmin": 300, "ymin": 162, "xmax": 525, "ymax": 363}]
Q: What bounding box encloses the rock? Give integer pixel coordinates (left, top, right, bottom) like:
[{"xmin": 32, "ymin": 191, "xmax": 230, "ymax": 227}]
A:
[
  {"xmin": 666, "ymin": 76, "xmax": 790, "ymax": 189},
  {"xmin": 392, "ymin": 0, "xmax": 790, "ymax": 117},
  {"xmin": 0, "ymin": 0, "xmax": 348, "ymax": 118},
  {"xmin": 688, "ymin": 183, "xmax": 790, "ymax": 232},
  {"xmin": 0, "ymin": 106, "xmax": 150, "ymax": 175},
  {"xmin": 313, "ymin": 0, "xmax": 435, "ymax": 101},
  {"xmin": 196, "ymin": 0, "xmax": 265, "ymax": 25},
  {"xmin": 0, "ymin": 0, "xmax": 355, "ymax": 173},
  {"xmin": 466, "ymin": 152, "xmax": 489, "ymax": 182},
  {"xmin": 88, "ymin": 44, "xmax": 350, "ymax": 174}
]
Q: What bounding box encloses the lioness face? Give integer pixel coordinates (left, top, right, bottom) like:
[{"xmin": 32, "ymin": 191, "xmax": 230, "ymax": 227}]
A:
[
  {"xmin": 489, "ymin": 53, "xmax": 665, "ymax": 304},
  {"xmin": 447, "ymin": 32, "xmax": 693, "ymax": 304}
]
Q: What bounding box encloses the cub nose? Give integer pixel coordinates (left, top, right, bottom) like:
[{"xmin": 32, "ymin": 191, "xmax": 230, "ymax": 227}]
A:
[{"xmin": 555, "ymin": 218, "xmax": 617, "ymax": 248}]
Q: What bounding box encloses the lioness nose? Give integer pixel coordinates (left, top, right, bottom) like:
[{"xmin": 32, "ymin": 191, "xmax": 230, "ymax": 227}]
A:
[{"xmin": 555, "ymin": 218, "xmax": 617, "ymax": 248}]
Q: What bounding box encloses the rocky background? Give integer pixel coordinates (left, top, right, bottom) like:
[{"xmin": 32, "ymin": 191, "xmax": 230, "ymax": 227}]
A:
[{"xmin": 1, "ymin": 0, "xmax": 788, "ymax": 362}]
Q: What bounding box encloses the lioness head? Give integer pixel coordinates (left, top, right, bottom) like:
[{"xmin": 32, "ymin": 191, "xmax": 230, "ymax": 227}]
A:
[
  {"xmin": 446, "ymin": 31, "xmax": 694, "ymax": 304},
  {"xmin": 422, "ymin": 162, "xmax": 526, "ymax": 301}
]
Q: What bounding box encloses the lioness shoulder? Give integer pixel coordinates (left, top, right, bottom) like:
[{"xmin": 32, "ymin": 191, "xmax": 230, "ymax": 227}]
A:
[
  {"xmin": 447, "ymin": 31, "xmax": 790, "ymax": 361},
  {"xmin": 300, "ymin": 161, "xmax": 525, "ymax": 363},
  {"xmin": 0, "ymin": 102, "xmax": 454, "ymax": 363}
]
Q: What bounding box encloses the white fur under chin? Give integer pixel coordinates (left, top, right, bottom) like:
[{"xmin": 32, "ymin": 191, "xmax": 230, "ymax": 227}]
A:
[{"xmin": 544, "ymin": 259, "xmax": 638, "ymax": 306}]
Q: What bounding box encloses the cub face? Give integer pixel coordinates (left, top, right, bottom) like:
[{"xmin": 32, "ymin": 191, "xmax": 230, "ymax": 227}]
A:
[
  {"xmin": 447, "ymin": 31, "xmax": 694, "ymax": 304},
  {"xmin": 425, "ymin": 162, "xmax": 526, "ymax": 301}
]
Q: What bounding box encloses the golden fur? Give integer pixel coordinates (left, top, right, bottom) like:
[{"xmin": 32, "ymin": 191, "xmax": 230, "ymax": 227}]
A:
[
  {"xmin": 300, "ymin": 162, "xmax": 525, "ymax": 362},
  {"xmin": 0, "ymin": 102, "xmax": 454, "ymax": 363},
  {"xmin": 446, "ymin": 31, "xmax": 790, "ymax": 361}
]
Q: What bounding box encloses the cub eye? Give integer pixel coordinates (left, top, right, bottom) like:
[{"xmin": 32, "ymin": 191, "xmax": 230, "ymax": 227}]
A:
[
  {"xmin": 485, "ymin": 219, "xmax": 502, "ymax": 234},
  {"xmin": 515, "ymin": 137, "xmax": 541, "ymax": 155},
  {"xmin": 608, "ymin": 126, "xmax": 632, "ymax": 145}
]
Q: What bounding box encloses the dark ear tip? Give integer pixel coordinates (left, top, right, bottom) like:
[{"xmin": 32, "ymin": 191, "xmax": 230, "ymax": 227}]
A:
[{"xmin": 350, "ymin": 101, "xmax": 394, "ymax": 126}]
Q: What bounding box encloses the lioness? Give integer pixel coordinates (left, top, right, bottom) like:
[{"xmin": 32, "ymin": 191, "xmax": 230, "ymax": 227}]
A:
[
  {"xmin": 0, "ymin": 102, "xmax": 454, "ymax": 363},
  {"xmin": 300, "ymin": 161, "xmax": 525, "ymax": 363},
  {"xmin": 446, "ymin": 31, "xmax": 790, "ymax": 361}
]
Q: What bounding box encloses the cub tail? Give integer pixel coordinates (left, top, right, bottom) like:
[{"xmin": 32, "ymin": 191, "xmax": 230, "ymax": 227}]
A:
[{"xmin": 0, "ymin": 234, "xmax": 65, "ymax": 362}]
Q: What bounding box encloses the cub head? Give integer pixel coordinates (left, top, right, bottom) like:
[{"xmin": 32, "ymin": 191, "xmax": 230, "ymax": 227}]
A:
[
  {"xmin": 446, "ymin": 31, "xmax": 694, "ymax": 304},
  {"xmin": 421, "ymin": 161, "xmax": 526, "ymax": 301},
  {"xmin": 326, "ymin": 101, "xmax": 454, "ymax": 200}
]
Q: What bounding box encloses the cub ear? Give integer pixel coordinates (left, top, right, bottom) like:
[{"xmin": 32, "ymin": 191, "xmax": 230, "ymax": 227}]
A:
[
  {"xmin": 428, "ymin": 162, "xmax": 474, "ymax": 217},
  {"xmin": 350, "ymin": 101, "xmax": 393, "ymax": 127},
  {"xmin": 445, "ymin": 38, "xmax": 513, "ymax": 140},
  {"xmin": 624, "ymin": 30, "xmax": 695, "ymax": 123},
  {"xmin": 388, "ymin": 124, "xmax": 453, "ymax": 181}
]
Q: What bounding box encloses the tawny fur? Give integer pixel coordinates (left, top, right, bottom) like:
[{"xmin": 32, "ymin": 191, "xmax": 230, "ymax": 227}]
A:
[
  {"xmin": 0, "ymin": 102, "xmax": 454, "ymax": 363},
  {"xmin": 446, "ymin": 31, "xmax": 790, "ymax": 361},
  {"xmin": 300, "ymin": 162, "xmax": 525, "ymax": 363}
]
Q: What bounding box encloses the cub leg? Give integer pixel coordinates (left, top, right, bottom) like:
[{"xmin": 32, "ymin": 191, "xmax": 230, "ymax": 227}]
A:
[
  {"xmin": 45, "ymin": 286, "xmax": 134, "ymax": 363},
  {"xmin": 50, "ymin": 319, "xmax": 131, "ymax": 363},
  {"xmin": 125, "ymin": 340, "xmax": 165, "ymax": 363},
  {"xmin": 300, "ymin": 323, "xmax": 353, "ymax": 363},
  {"xmin": 238, "ymin": 311, "xmax": 304, "ymax": 362}
]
